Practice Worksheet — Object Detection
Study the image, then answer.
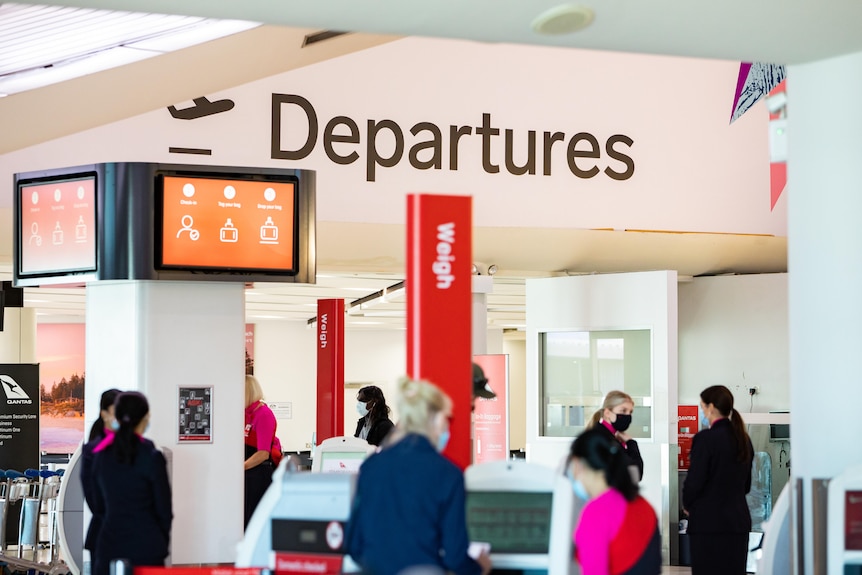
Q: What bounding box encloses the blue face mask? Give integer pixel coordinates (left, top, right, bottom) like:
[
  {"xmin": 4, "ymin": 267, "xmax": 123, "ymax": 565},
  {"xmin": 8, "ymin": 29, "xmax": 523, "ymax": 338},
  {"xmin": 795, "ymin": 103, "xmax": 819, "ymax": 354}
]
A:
[
  {"xmin": 110, "ymin": 420, "xmax": 120, "ymax": 431},
  {"xmin": 698, "ymin": 406, "xmax": 710, "ymax": 429},
  {"xmin": 566, "ymin": 468, "xmax": 590, "ymax": 501},
  {"xmin": 436, "ymin": 429, "xmax": 450, "ymax": 452}
]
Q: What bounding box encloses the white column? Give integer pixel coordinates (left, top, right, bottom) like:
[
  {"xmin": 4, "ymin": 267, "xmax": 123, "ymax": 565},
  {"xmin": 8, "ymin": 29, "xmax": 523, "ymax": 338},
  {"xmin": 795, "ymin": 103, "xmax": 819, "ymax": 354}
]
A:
[
  {"xmin": 85, "ymin": 281, "xmax": 245, "ymax": 564},
  {"xmin": 472, "ymin": 275, "xmax": 493, "ymax": 355},
  {"xmin": 0, "ymin": 307, "xmax": 37, "ymax": 363},
  {"xmin": 787, "ymin": 51, "xmax": 862, "ymax": 574}
]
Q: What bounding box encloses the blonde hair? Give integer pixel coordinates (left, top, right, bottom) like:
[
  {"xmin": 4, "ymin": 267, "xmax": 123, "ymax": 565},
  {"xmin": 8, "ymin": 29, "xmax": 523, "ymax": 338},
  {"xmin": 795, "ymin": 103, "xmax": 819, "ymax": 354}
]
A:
[
  {"xmin": 245, "ymin": 374, "xmax": 264, "ymax": 407},
  {"xmin": 396, "ymin": 376, "xmax": 451, "ymax": 439},
  {"xmin": 587, "ymin": 390, "xmax": 634, "ymax": 429}
]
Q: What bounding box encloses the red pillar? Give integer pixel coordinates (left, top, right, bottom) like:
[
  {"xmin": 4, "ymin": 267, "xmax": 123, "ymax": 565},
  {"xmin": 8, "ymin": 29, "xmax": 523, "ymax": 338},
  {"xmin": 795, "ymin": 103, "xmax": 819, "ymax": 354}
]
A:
[
  {"xmin": 316, "ymin": 298, "xmax": 345, "ymax": 442},
  {"xmin": 406, "ymin": 193, "xmax": 472, "ymax": 469}
]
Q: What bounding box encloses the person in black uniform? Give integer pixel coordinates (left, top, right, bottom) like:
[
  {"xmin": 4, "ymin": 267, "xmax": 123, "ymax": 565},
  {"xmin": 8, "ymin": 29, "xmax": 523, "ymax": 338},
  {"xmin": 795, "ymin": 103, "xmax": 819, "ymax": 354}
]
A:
[
  {"xmin": 683, "ymin": 385, "xmax": 753, "ymax": 575},
  {"xmin": 586, "ymin": 390, "xmax": 644, "ymax": 481},
  {"xmin": 80, "ymin": 388, "xmax": 121, "ymax": 560},
  {"xmin": 353, "ymin": 385, "xmax": 394, "ymax": 446},
  {"xmin": 90, "ymin": 391, "xmax": 172, "ymax": 575}
]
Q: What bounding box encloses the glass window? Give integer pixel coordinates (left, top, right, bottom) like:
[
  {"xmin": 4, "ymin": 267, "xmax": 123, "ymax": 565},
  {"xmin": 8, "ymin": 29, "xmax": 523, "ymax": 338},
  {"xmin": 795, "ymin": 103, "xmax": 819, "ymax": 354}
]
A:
[{"xmin": 540, "ymin": 329, "xmax": 652, "ymax": 438}]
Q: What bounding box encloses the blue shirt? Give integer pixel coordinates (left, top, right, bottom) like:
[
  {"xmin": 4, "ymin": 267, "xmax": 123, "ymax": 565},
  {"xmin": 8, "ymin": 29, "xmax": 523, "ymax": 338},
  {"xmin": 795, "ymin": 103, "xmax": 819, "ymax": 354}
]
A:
[{"xmin": 345, "ymin": 433, "xmax": 481, "ymax": 575}]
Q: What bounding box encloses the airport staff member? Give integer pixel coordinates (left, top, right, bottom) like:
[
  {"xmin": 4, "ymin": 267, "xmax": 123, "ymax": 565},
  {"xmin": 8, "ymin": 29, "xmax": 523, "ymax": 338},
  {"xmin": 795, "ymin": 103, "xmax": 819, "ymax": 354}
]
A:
[
  {"xmin": 586, "ymin": 390, "xmax": 644, "ymax": 481},
  {"xmin": 353, "ymin": 385, "xmax": 395, "ymax": 446},
  {"xmin": 683, "ymin": 385, "xmax": 753, "ymax": 575},
  {"xmin": 346, "ymin": 377, "xmax": 492, "ymax": 575}
]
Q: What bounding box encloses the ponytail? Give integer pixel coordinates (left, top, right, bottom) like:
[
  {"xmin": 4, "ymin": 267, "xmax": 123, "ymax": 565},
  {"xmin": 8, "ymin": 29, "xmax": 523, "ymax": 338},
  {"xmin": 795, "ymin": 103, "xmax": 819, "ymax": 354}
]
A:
[
  {"xmin": 587, "ymin": 390, "xmax": 634, "ymax": 431},
  {"xmin": 112, "ymin": 392, "xmax": 149, "ymax": 465},
  {"xmin": 730, "ymin": 408, "xmax": 753, "ymax": 462},
  {"xmin": 586, "ymin": 409, "xmax": 602, "ymax": 430},
  {"xmin": 570, "ymin": 427, "xmax": 638, "ymax": 501}
]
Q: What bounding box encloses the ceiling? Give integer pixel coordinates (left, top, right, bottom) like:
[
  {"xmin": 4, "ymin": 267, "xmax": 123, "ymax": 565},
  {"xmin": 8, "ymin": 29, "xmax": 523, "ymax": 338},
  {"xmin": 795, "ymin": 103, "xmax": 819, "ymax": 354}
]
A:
[{"xmin": 1, "ymin": 0, "xmax": 801, "ymax": 329}]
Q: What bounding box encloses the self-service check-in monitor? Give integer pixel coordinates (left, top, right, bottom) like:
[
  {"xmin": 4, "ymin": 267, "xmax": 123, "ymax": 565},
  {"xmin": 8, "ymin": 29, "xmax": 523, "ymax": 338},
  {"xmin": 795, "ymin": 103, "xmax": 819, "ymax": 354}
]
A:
[
  {"xmin": 465, "ymin": 460, "xmax": 577, "ymax": 575},
  {"xmin": 236, "ymin": 460, "xmax": 356, "ymax": 572},
  {"xmin": 311, "ymin": 436, "xmax": 376, "ymax": 474}
]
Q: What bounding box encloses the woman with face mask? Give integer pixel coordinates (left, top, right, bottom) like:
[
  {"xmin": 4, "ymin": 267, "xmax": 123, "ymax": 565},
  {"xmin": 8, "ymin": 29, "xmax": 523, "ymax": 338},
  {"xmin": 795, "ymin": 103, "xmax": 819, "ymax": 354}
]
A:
[
  {"xmin": 353, "ymin": 385, "xmax": 394, "ymax": 446},
  {"xmin": 567, "ymin": 428, "xmax": 661, "ymax": 575},
  {"xmin": 89, "ymin": 391, "xmax": 172, "ymax": 575},
  {"xmin": 586, "ymin": 391, "xmax": 644, "ymax": 481},
  {"xmin": 345, "ymin": 377, "xmax": 492, "ymax": 575},
  {"xmin": 682, "ymin": 385, "xmax": 753, "ymax": 575}
]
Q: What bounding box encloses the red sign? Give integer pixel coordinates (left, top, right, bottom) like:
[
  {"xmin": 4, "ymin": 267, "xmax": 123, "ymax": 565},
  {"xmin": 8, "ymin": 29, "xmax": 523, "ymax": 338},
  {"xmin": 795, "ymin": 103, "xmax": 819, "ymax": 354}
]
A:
[
  {"xmin": 135, "ymin": 568, "xmax": 263, "ymax": 575},
  {"xmin": 846, "ymin": 491, "xmax": 862, "ymax": 550},
  {"xmin": 406, "ymin": 194, "xmax": 472, "ymax": 470},
  {"xmin": 273, "ymin": 553, "xmax": 343, "ymax": 575},
  {"xmin": 677, "ymin": 405, "xmax": 698, "ymax": 470},
  {"xmin": 19, "ymin": 176, "xmax": 96, "ymax": 275},
  {"xmin": 316, "ymin": 299, "xmax": 345, "ymax": 442},
  {"xmin": 160, "ymin": 176, "xmax": 295, "ymax": 271},
  {"xmin": 472, "ymin": 354, "xmax": 508, "ymax": 464}
]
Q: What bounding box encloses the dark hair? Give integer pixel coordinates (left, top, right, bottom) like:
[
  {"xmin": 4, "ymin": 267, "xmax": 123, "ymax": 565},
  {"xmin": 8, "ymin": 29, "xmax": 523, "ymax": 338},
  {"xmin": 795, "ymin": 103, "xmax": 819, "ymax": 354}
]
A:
[
  {"xmin": 570, "ymin": 427, "xmax": 638, "ymax": 501},
  {"xmin": 700, "ymin": 385, "xmax": 753, "ymax": 462},
  {"xmin": 87, "ymin": 388, "xmax": 122, "ymax": 442},
  {"xmin": 113, "ymin": 391, "xmax": 149, "ymax": 464},
  {"xmin": 358, "ymin": 385, "xmax": 390, "ymax": 422}
]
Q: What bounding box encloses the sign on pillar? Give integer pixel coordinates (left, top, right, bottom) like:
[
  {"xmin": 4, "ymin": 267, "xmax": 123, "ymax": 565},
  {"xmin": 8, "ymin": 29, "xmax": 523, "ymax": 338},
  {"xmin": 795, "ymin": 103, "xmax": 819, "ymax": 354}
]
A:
[
  {"xmin": 406, "ymin": 194, "xmax": 472, "ymax": 470},
  {"xmin": 316, "ymin": 299, "xmax": 345, "ymax": 443}
]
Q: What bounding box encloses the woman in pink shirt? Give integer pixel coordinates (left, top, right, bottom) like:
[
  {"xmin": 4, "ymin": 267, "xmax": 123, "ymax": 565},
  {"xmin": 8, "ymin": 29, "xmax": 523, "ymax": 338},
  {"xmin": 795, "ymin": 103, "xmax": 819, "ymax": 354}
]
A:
[
  {"xmin": 567, "ymin": 428, "xmax": 661, "ymax": 575},
  {"xmin": 244, "ymin": 375, "xmax": 278, "ymax": 528}
]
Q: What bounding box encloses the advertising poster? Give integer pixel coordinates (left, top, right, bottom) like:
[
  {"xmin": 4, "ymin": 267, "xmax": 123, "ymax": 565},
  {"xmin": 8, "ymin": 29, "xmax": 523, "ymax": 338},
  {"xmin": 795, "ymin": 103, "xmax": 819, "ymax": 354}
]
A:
[
  {"xmin": 472, "ymin": 354, "xmax": 509, "ymax": 464},
  {"xmin": 678, "ymin": 405, "xmax": 699, "ymax": 471},
  {"xmin": 0, "ymin": 364, "xmax": 40, "ymax": 471},
  {"xmin": 37, "ymin": 323, "xmax": 86, "ymax": 454},
  {"xmin": 178, "ymin": 386, "xmax": 213, "ymax": 442},
  {"xmin": 245, "ymin": 323, "xmax": 255, "ymax": 374}
]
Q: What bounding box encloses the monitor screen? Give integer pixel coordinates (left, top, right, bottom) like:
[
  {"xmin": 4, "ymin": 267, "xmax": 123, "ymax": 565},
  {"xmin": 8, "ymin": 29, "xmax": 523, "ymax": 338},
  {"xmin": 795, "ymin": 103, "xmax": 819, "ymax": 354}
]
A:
[
  {"xmin": 319, "ymin": 451, "xmax": 366, "ymax": 473},
  {"xmin": 466, "ymin": 491, "xmax": 553, "ymax": 554},
  {"xmin": 157, "ymin": 174, "xmax": 297, "ymax": 273},
  {"xmin": 18, "ymin": 174, "xmax": 97, "ymax": 276}
]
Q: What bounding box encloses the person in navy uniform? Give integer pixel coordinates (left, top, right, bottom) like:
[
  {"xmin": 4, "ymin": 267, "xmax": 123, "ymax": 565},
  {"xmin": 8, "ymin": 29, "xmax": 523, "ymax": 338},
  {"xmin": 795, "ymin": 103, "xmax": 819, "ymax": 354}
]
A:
[
  {"xmin": 683, "ymin": 385, "xmax": 753, "ymax": 575},
  {"xmin": 353, "ymin": 385, "xmax": 394, "ymax": 446},
  {"xmin": 346, "ymin": 377, "xmax": 492, "ymax": 575},
  {"xmin": 90, "ymin": 391, "xmax": 172, "ymax": 575},
  {"xmin": 80, "ymin": 388, "xmax": 121, "ymax": 560}
]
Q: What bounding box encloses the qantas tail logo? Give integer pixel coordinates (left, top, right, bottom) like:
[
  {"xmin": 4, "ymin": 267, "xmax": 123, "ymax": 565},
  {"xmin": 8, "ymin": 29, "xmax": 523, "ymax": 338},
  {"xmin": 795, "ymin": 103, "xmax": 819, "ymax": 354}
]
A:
[{"xmin": 0, "ymin": 375, "xmax": 32, "ymax": 404}]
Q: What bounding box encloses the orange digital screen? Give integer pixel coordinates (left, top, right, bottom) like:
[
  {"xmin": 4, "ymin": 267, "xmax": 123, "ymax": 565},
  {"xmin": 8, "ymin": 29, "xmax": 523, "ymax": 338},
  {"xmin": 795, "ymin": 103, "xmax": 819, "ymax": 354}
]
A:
[
  {"xmin": 19, "ymin": 176, "xmax": 97, "ymax": 275},
  {"xmin": 160, "ymin": 176, "xmax": 296, "ymax": 272}
]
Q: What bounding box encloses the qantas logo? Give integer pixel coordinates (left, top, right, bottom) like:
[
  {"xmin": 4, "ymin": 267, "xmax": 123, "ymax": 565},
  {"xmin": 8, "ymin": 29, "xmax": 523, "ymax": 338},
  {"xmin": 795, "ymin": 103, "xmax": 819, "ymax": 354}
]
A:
[{"xmin": 0, "ymin": 375, "xmax": 32, "ymax": 404}]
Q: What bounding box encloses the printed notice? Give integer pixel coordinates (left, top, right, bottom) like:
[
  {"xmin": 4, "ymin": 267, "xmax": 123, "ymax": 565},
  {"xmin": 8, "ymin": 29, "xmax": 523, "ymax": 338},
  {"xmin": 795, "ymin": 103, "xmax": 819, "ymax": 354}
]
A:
[{"xmin": 178, "ymin": 386, "xmax": 213, "ymax": 443}]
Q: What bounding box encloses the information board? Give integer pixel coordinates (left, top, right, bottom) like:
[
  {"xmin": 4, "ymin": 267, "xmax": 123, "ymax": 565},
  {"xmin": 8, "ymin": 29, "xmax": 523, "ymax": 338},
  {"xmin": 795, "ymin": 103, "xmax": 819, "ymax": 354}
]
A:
[
  {"xmin": 178, "ymin": 386, "xmax": 213, "ymax": 443},
  {"xmin": 159, "ymin": 176, "xmax": 296, "ymax": 272},
  {"xmin": 19, "ymin": 176, "xmax": 97, "ymax": 276}
]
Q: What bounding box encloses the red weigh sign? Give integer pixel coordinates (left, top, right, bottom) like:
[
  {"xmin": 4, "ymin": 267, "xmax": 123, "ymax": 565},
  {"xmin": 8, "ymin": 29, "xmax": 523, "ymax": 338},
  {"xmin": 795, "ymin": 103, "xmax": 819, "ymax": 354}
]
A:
[{"xmin": 406, "ymin": 194, "xmax": 472, "ymax": 470}]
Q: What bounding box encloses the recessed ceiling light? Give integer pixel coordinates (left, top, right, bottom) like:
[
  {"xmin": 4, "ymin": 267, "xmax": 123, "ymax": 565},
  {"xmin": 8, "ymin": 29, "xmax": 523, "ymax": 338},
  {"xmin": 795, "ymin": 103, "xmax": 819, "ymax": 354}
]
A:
[{"xmin": 532, "ymin": 4, "xmax": 595, "ymax": 35}]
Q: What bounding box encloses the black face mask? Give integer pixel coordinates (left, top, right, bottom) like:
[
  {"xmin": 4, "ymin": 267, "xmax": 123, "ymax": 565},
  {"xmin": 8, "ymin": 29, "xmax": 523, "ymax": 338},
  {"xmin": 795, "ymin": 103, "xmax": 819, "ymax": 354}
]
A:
[{"xmin": 612, "ymin": 413, "xmax": 632, "ymax": 432}]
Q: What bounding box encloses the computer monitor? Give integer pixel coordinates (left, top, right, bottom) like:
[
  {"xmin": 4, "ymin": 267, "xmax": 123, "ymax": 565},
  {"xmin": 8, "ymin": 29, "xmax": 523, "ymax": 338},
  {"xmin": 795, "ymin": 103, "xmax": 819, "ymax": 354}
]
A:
[
  {"xmin": 465, "ymin": 460, "xmax": 577, "ymax": 575},
  {"xmin": 311, "ymin": 436, "xmax": 376, "ymax": 473},
  {"xmin": 465, "ymin": 491, "xmax": 554, "ymax": 554}
]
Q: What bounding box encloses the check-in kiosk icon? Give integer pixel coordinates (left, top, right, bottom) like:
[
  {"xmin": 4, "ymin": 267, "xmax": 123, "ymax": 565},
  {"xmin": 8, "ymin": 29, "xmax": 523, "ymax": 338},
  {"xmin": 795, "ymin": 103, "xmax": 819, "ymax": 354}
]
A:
[{"xmin": 177, "ymin": 215, "xmax": 200, "ymax": 241}]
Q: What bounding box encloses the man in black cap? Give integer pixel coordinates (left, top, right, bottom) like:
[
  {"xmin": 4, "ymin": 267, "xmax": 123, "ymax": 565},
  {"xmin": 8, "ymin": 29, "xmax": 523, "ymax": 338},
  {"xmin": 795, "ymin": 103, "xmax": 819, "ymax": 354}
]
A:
[{"xmin": 472, "ymin": 363, "xmax": 496, "ymax": 411}]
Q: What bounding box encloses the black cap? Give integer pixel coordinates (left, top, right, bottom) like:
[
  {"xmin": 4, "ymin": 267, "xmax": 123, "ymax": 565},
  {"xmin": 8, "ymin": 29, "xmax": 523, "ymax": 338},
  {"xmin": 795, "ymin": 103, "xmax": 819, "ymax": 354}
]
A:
[{"xmin": 472, "ymin": 363, "xmax": 496, "ymax": 399}]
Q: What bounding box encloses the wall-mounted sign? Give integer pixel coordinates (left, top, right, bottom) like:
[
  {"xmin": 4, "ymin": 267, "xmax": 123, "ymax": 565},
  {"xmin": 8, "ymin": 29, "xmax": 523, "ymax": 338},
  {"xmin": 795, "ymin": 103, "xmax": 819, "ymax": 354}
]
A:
[
  {"xmin": 472, "ymin": 354, "xmax": 509, "ymax": 464},
  {"xmin": 178, "ymin": 386, "xmax": 213, "ymax": 443},
  {"xmin": 678, "ymin": 405, "xmax": 698, "ymax": 471},
  {"xmin": 158, "ymin": 175, "xmax": 296, "ymax": 272},
  {"xmin": 18, "ymin": 175, "xmax": 97, "ymax": 277},
  {"xmin": 268, "ymin": 402, "xmax": 292, "ymax": 420}
]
